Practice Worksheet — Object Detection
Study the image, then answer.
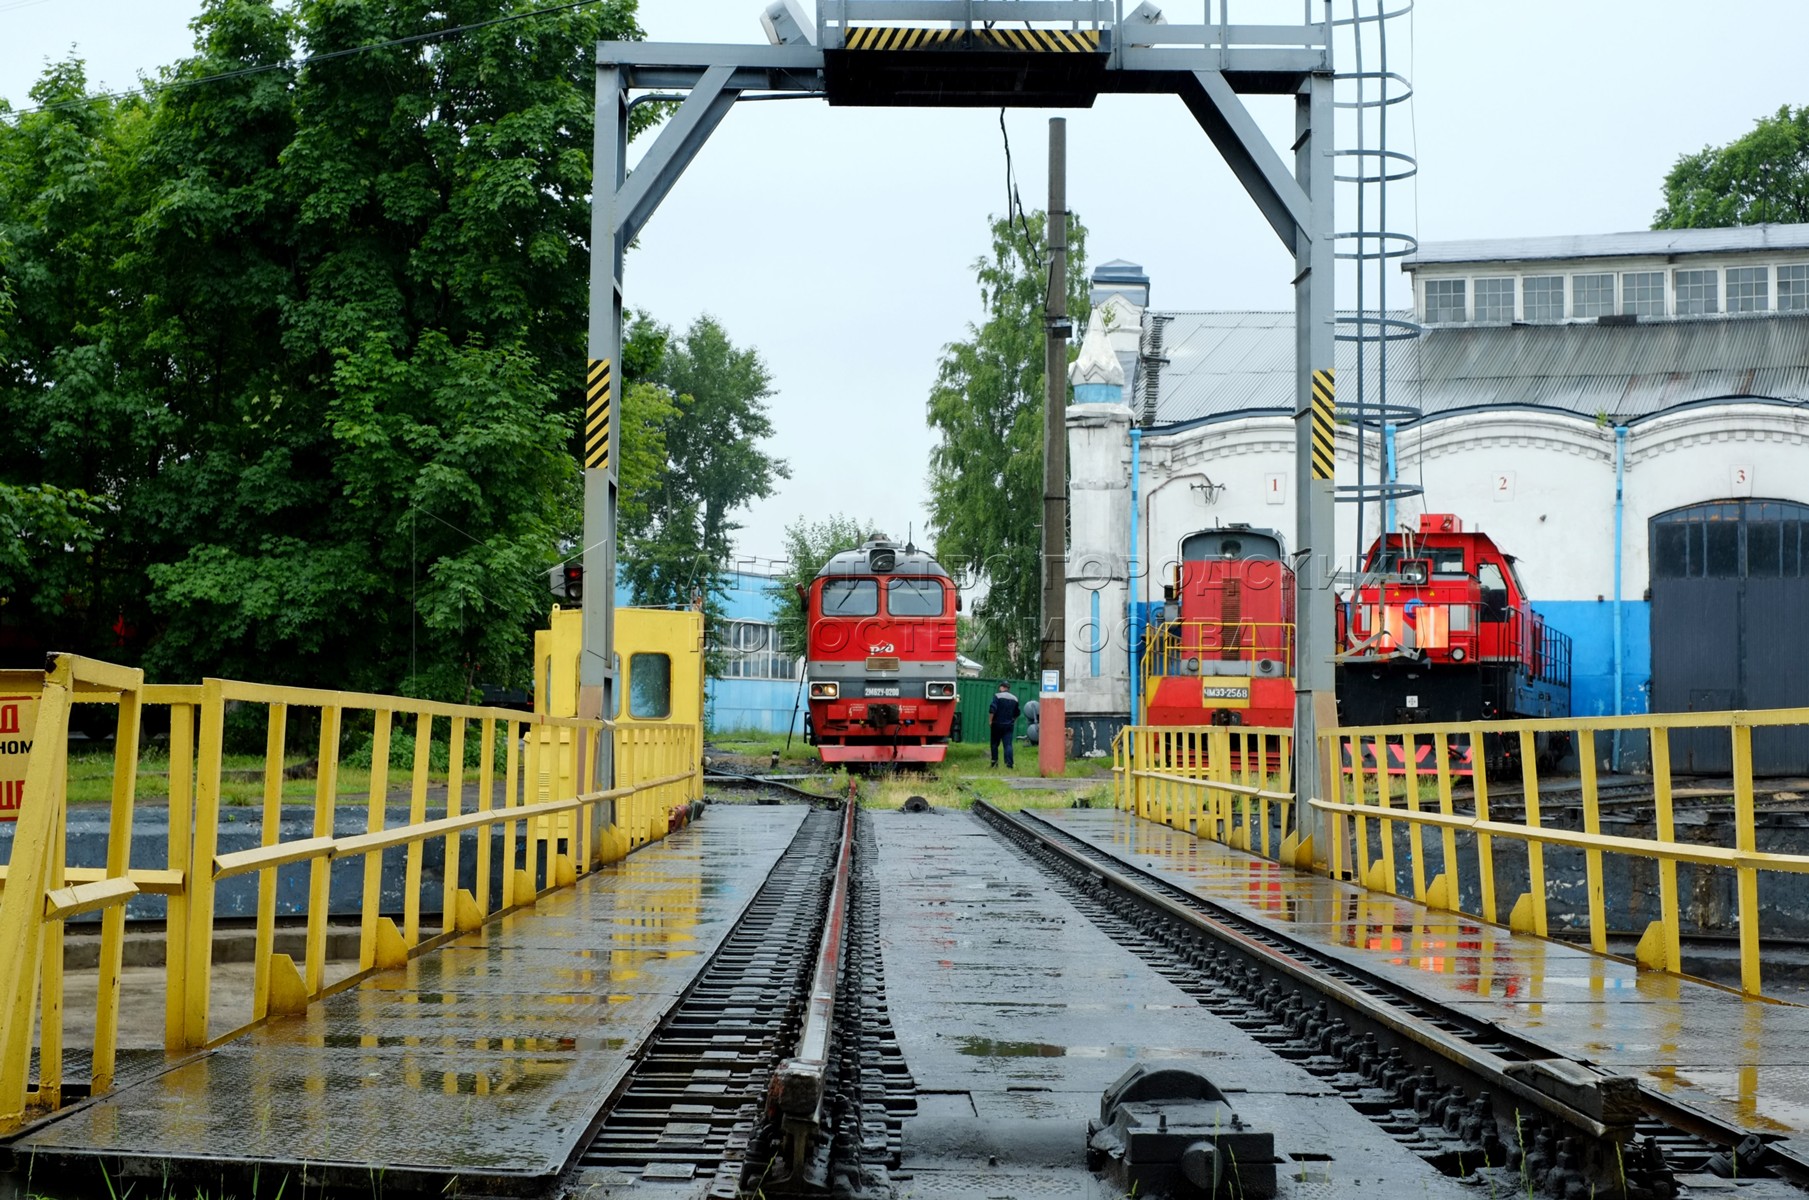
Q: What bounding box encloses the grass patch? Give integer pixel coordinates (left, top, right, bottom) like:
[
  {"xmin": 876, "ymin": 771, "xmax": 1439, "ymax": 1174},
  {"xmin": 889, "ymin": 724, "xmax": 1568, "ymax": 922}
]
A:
[{"xmin": 65, "ymin": 747, "xmax": 386, "ymax": 808}]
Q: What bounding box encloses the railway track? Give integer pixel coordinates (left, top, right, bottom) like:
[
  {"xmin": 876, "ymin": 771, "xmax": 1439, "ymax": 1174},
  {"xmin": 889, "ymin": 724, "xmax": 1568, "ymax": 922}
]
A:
[
  {"xmin": 976, "ymin": 799, "xmax": 1809, "ymax": 1199},
  {"xmin": 563, "ymin": 800, "xmax": 910, "ymax": 1197}
]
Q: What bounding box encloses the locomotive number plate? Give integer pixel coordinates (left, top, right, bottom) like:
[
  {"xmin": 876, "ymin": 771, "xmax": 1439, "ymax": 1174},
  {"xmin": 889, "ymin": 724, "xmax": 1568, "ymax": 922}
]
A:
[
  {"xmin": 865, "ymin": 685, "xmax": 901, "ymax": 697},
  {"xmin": 1201, "ymin": 682, "xmax": 1251, "ymax": 708}
]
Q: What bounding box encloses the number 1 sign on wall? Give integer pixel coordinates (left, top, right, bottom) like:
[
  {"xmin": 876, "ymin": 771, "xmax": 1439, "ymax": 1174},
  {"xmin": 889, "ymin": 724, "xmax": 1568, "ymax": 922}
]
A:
[{"xmin": 1264, "ymin": 472, "xmax": 1286, "ymax": 505}]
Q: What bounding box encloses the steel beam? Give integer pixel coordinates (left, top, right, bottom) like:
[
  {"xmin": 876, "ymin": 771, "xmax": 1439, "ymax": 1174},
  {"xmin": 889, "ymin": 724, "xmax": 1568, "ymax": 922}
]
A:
[
  {"xmin": 617, "ymin": 66, "xmax": 744, "ymax": 248},
  {"xmin": 1176, "ymin": 70, "xmax": 1311, "ymax": 249}
]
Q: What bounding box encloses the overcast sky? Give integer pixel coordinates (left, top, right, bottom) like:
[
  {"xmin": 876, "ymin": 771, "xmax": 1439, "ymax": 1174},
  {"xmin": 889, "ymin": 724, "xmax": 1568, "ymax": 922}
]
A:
[{"xmin": 4, "ymin": 1, "xmax": 1805, "ymax": 566}]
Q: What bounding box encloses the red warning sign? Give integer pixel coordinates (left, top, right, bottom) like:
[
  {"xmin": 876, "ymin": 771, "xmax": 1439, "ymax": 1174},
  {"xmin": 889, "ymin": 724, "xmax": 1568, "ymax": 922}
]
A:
[{"xmin": 0, "ymin": 694, "xmax": 40, "ymax": 819}]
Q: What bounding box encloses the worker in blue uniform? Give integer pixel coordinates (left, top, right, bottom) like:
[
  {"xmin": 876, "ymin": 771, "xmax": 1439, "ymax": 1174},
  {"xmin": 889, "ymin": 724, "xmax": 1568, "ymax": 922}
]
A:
[{"xmin": 988, "ymin": 684, "xmax": 1020, "ymax": 768}]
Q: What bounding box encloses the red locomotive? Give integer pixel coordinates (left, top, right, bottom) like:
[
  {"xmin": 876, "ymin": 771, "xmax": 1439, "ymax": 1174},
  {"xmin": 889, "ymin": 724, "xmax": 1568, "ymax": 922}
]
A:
[
  {"xmin": 800, "ymin": 537, "xmax": 959, "ymax": 764},
  {"xmin": 1144, "ymin": 527, "xmax": 1297, "ymax": 730},
  {"xmin": 1145, "ymin": 514, "xmax": 1572, "ymax": 774}
]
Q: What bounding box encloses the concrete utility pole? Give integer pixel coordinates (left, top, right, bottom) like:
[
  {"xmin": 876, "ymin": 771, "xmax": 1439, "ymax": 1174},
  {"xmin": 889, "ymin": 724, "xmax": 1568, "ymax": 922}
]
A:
[
  {"xmin": 1041, "ymin": 117, "xmax": 1069, "ymax": 680},
  {"xmin": 1040, "ymin": 117, "xmax": 1069, "ymax": 777}
]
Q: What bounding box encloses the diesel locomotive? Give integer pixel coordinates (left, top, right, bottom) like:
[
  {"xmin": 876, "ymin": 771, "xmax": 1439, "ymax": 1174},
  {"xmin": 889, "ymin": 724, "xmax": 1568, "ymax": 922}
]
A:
[
  {"xmin": 800, "ymin": 537, "xmax": 959, "ymax": 764},
  {"xmin": 1144, "ymin": 514, "xmax": 1572, "ymax": 773}
]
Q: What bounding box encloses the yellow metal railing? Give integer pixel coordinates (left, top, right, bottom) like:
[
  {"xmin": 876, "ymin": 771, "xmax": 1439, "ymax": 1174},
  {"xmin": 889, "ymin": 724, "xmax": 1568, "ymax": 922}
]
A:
[
  {"xmin": 1112, "ymin": 724, "xmax": 1296, "ymax": 861},
  {"xmin": 1140, "ymin": 619, "xmax": 1295, "ymax": 679},
  {"xmin": 1314, "ymin": 709, "xmax": 1809, "ymax": 998},
  {"xmin": 0, "ymin": 654, "xmax": 702, "ymax": 1132}
]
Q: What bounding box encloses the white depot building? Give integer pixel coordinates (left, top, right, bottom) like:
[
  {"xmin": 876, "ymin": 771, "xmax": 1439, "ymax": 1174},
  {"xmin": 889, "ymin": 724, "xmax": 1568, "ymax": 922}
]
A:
[{"xmin": 1064, "ymin": 229, "xmax": 1809, "ymax": 772}]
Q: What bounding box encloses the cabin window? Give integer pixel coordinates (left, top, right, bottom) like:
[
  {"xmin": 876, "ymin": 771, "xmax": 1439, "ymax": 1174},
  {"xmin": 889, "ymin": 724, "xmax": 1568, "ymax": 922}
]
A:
[
  {"xmin": 1476, "ymin": 562, "xmax": 1509, "ymax": 621},
  {"xmin": 886, "ymin": 578, "xmax": 945, "ymax": 616},
  {"xmin": 1431, "ymin": 549, "xmax": 1467, "ymax": 576},
  {"xmin": 629, "ymin": 653, "xmax": 671, "ymax": 719},
  {"xmin": 820, "ymin": 578, "xmax": 879, "ymax": 616}
]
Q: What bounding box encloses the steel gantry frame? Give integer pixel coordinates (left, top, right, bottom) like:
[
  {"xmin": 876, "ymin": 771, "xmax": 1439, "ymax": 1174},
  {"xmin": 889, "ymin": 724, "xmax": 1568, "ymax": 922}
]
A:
[{"xmin": 585, "ymin": 1, "xmax": 1338, "ymax": 857}]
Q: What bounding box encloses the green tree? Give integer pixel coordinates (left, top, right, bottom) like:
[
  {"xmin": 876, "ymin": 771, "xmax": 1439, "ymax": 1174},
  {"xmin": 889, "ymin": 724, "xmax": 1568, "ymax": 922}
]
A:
[
  {"xmin": 768, "ymin": 513, "xmax": 875, "ymax": 660},
  {"xmin": 926, "ymin": 210, "xmax": 1088, "ymax": 679},
  {"xmin": 1655, "ymin": 104, "xmax": 1809, "ymax": 228},
  {"xmin": 623, "ymin": 314, "xmax": 789, "ymax": 608},
  {"xmin": 0, "ymin": 59, "xmax": 153, "ymax": 661},
  {"xmin": 0, "ymin": 0, "xmax": 657, "ymax": 697}
]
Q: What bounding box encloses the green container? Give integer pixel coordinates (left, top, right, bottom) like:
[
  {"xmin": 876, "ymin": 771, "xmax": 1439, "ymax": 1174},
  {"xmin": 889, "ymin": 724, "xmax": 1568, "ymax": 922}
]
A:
[{"xmin": 953, "ymin": 678, "xmax": 1039, "ymax": 743}]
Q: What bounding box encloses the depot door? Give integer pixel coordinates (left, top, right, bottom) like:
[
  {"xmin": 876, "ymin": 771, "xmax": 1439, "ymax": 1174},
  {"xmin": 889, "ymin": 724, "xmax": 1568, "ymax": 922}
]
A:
[{"xmin": 1649, "ymin": 499, "xmax": 1809, "ymax": 774}]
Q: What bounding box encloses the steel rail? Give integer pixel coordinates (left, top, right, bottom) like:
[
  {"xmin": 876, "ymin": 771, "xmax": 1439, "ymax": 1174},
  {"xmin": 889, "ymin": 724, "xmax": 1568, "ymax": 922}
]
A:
[
  {"xmin": 770, "ymin": 797, "xmax": 856, "ymax": 1174},
  {"xmin": 976, "ymin": 800, "xmax": 1809, "ymax": 1191}
]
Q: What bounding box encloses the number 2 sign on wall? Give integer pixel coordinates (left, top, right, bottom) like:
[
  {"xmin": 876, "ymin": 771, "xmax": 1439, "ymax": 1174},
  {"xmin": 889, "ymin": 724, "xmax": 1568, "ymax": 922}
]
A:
[{"xmin": 1494, "ymin": 471, "xmax": 1516, "ymax": 502}]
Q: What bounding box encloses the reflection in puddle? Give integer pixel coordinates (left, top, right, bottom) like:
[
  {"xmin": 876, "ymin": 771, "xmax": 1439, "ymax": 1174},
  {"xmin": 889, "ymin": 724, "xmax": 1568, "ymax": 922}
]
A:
[{"xmin": 956, "ymin": 1037, "xmax": 1066, "ymax": 1058}]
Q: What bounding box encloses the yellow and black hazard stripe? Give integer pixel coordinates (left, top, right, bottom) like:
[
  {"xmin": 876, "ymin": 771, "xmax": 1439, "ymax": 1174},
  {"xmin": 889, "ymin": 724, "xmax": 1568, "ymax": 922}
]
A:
[
  {"xmin": 841, "ymin": 26, "xmax": 1100, "ymax": 52},
  {"xmin": 974, "ymin": 27, "xmax": 1099, "ymax": 52},
  {"xmin": 585, "ymin": 358, "xmax": 611, "ymax": 472},
  {"xmin": 1310, "ymin": 369, "xmax": 1336, "ymax": 481},
  {"xmin": 841, "ymin": 26, "xmax": 961, "ymax": 51}
]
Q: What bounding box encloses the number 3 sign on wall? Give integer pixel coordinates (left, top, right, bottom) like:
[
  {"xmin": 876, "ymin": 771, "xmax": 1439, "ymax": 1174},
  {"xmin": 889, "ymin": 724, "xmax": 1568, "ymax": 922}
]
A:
[{"xmin": 1732, "ymin": 465, "xmax": 1753, "ymax": 497}]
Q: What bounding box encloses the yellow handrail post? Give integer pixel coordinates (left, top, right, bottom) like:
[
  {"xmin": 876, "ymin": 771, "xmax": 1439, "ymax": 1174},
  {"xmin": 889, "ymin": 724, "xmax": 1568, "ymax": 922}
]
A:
[
  {"xmin": 181, "ymin": 677, "xmax": 227, "ymax": 1050},
  {"xmin": 1733, "ymin": 720, "xmax": 1761, "ymax": 995},
  {"xmin": 163, "ymin": 701, "xmax": 195, "ymax": 1051},
  {"xmin": 359, "ymin": 710, "xmax": 392, "ymax": 971},
  {"xmin": 1471, "ymin": 725, "xmax": 1498, "ymax": 925},
  {"xmin": 1578, "ymin": 737, "xmax": 1608, "ymax": 954},
  {"xmin": 91, "ymin": 679, "xmax": 143, "ymax": 1094},
  {"xmin": 1432, "ymin": 729, "xmax": 1460, "ymax": 911},
  {"xmin": 1651, "ymin": 728, "xmax": 1682, "ymax": 973},
  {"xmin": 253, "ymin": 703, "xmax": 288, "ymax": 1019},
  {"xmin": 1402, "ymin": 731, "xmax": 1427, "ymax": 900},
  {"xmin": 404, "ymin": 712, "xmax": 432, "ymax": 945},
  {"xmin": 503, "ymin": 719, "xmax": 522, "ymax": 907},
  {"xmin": 442, "ymin": 717, "xmax": 465, "ymax": 935},
  {"xmin": 304, "ymin": 704, "xmax": 341, "ymax": 995},
  {"xmin": 476, "ymin": 718, "xmax": 496, "ymax": 908},
  {"xmin": 1515, "ymin": 728, "xmax": 1549, "ymax": 938}
]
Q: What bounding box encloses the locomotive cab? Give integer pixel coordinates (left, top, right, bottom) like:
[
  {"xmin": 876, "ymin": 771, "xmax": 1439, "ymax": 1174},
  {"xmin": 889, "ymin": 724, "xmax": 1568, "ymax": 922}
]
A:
[
  {"xmin": 1142, "ymin": 525, "xmax": 1296, "ymax": 730},
  {"xmin": 802, "ymin": 537, "xmax": 960, "ymax": 765},
  {"xmin": 1338, "ymin": 514, "xmax": 1573, "ymax": 773}
]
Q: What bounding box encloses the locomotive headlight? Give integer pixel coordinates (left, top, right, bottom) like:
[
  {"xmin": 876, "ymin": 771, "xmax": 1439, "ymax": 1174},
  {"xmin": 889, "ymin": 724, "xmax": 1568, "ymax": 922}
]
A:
[
  {"xmin": 1450, "ymin": 647, "xmax": 1466, "ymax": 662},
  {"xmin": 809, "ymin": 681, "xmax": 839, "ymax": 700},
  {"xmin": 925, "ymin": 681, "xmax": 956, "ymax": 700}
]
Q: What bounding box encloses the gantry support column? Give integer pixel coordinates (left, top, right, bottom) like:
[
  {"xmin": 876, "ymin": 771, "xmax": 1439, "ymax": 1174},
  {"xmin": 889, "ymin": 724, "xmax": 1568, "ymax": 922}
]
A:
[
  {"xmin": 1292, "ymin": 70, "xmax": 1337, "ymax": 862},
  {"xmin": 1176, "ymin": 64, "xmax": 1334, "ymax": 861},
  {"xmin": 586, "ymin": 62, "xmax": 744, "ymax": 794},
  {"xmin": 584, "ymin": 66, "xmax": 627, "ymax": 792}
]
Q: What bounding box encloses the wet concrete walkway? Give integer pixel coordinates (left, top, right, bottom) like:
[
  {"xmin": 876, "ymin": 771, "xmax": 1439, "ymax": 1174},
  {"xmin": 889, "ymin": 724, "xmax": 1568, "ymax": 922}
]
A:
[
  {"xmin": 1044, "ymin": 808, "xmax": 1809, "ymax": 1153},
  {"xmin": 16, "ymin": 805, "xmax": 807, "ymax": 1183},
  {"xmin": 873, "ymin": 808, "xmax": 1477, "ymax": 1197}
]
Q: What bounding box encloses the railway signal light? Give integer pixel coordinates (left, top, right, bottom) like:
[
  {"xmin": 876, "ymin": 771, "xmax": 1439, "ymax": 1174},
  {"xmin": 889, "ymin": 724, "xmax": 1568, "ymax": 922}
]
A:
[{"xmin": 562, "ymin": 564, "xmax": 583, "ymax": 603}]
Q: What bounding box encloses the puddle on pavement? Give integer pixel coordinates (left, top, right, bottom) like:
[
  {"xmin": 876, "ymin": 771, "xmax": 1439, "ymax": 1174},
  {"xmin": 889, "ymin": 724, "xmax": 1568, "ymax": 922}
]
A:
[{"xmin": 955, "ymin": 1037, "xmax": 1066, "ymax": 1058}]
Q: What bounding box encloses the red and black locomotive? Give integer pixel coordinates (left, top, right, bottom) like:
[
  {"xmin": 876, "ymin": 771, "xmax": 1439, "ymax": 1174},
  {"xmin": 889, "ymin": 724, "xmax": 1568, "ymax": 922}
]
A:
[{"xmin": 800, "ymin": 537, "xmax": 959, "ymax": 765}]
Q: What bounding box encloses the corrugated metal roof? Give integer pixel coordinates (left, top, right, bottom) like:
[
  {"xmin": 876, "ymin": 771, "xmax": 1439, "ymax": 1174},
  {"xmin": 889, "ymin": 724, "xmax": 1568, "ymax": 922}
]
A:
[
  {"xmin": 1404, "ymin": 223, "xmax": 1809, "ymax": 269},
  {"xmin": 1150, "ymin": 310, "xmax": 1809, "ymax": 427}
]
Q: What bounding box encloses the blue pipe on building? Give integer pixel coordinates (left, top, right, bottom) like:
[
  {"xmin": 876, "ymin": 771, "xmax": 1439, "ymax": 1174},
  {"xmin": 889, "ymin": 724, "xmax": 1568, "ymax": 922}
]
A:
[
  {"xmin": 1090, "ymin": 590, "xmax": 1101, "ymax": 677},
  {"xmin": 1129, "ymin": 427, "xmax": 1142, "ymax": 724},
  {"xmin": 1613, "ymin": 424, "xmax": 1627, "ymax": 771}
]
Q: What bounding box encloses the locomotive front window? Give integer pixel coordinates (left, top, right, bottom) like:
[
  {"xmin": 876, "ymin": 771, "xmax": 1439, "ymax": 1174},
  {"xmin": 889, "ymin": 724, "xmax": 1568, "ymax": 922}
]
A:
[
  {"xmin": 886, "ymin": 578, "xmax": 945, "ymax": 616},
  {"xmin": 1432, "ymin": 549, "xmax": 1467, "ymax": 576},
  {"xmin": 821, "ymin": 579, "xmax": 879, "ymax": 616}
]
